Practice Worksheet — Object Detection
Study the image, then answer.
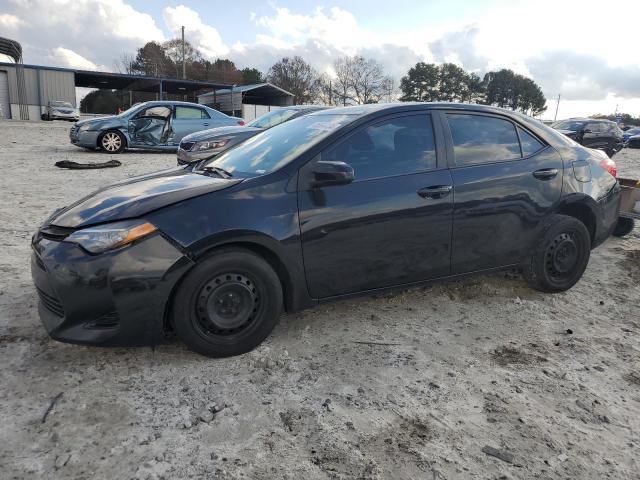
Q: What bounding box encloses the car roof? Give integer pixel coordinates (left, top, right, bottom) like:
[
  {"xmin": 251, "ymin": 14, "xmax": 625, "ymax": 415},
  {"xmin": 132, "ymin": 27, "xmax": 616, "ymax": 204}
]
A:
[
  {"xmin": 309, "ymin": 102, "xmax": 544, "ymax": 119},
  {"xmin": 138, "ymin": 100, "xmax": 214, "ymax": 108},
  {"xmin": 561, "ymin": 117, "xmax": 615, "ymax": 123}
]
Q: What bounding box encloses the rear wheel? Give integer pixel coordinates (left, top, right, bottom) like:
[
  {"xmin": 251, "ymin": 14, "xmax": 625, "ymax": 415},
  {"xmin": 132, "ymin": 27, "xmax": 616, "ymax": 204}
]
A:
[
  {"xmin": 99, "ymin": 130, "xmax": 125, "ymax": 154},
  {"xmin": 172, "ymin": 248, "xmax": 282, "ymax": 358},
  {"xmin": 524, "ymin": 214, "xmax": 591, "ymax": 292}
]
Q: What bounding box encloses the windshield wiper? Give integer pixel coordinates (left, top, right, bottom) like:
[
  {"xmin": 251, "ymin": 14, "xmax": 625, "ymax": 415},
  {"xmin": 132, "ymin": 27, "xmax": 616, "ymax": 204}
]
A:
[{"xmin": 202, "ymin": 165, "xmax": 233, "ymax": 178}]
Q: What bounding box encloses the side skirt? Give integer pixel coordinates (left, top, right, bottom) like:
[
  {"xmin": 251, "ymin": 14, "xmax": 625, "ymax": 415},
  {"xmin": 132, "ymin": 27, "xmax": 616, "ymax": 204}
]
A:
[{"xmin": 316, "ymin": 264, "xmax": 522, "ymax": 305}]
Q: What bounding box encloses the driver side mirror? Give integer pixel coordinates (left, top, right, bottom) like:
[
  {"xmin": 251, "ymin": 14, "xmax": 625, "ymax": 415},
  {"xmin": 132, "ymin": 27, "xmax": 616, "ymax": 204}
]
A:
[
  {"xmin": 311, "ymin": 161, "xmax": 355, "ymax": 187},
  {"xmin": 582, "ymin": 128, "xmax": 592, "ymax": 134}
]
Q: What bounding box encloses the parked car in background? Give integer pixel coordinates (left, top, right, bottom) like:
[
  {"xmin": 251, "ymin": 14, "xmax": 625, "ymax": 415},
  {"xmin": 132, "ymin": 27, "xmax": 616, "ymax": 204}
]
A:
[
  {"xmin": 551, "ymin": 118, "xmax": 623, "ymax": 157},
  {"xmin": 622, "ymin": 126, "xmax": 640, "ymax": 147},
  {"xmin": 69, "ymin": 101, "xmax": 243, "ymax": 154},
  {"xmin": 32, "ymin": 103, "xmax": 621, "ymax": 358},
  {"xmin": 43, "ymin": 101, "xmax": 79, "ymax": 122},
  {"xmin": 177, "ymin": 105, "xmax": 328, "ymax": 165}
]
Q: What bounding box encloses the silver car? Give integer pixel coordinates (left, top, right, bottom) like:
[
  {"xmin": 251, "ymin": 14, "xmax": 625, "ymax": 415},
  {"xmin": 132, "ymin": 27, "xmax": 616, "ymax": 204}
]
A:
[
  {"xmin": 44, "ymin": 101, "xmax": 79, "ymax": 122},
  {"xmin": 69, "ymin": 101, "xmax": 243, "ymax": 154},
  {"xmin": 177, "ymin": 105, "xmax": 328, "ymax": 164}
]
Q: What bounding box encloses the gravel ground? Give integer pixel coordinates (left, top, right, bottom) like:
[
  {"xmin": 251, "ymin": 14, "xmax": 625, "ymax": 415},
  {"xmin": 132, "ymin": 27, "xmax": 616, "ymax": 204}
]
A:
[{"xmin": 0, "ymin": 119, "xmax": 639, "ymax": 480}]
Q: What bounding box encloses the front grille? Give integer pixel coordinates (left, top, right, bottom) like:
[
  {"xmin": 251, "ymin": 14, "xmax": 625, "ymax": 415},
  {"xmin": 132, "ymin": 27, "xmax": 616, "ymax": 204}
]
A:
[
  {"xmin": 180, "ymin": 141, "xmax": 195, "ymax": 151},
  {"xmin": 36, "ymin": 286, "xmax": 65, "ymax": 317},
  {"xmin": 84, "ymin": 312, "xmax": 119, "ymax": 330},
  {"xmin": 39, "ymin": 225, "xmax": 73, "ymax": 241}
]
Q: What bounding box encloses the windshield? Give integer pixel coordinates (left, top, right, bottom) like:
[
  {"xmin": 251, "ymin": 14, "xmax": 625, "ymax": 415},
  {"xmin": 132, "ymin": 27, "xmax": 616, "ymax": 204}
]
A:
[
  {"xmin": 247, "ymin": 108, "xmax": 300, "ymax": 129},
  {"xmin": 202, "ymin": 114, "xmax": 354, "ymax": 177},
  {"xmin": 51, "ymin": 101, "xmax": 73, "ymax": 108},
  {"xmin": 551, "ymin": 120, "xmax": 586, "ymax": 131}
]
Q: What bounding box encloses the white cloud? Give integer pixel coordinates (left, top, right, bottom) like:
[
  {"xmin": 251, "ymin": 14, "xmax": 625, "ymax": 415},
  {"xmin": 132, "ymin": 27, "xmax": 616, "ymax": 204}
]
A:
[
  {"xmin": 253, "ymin": 6, "xmax": 380, "ymax": 55},
  {"xmin": 0, "ymin": 13, "xmax": 25, "ymax": 30},
  {"xmin": 48, "ymin": 47, "xmax": 103, "ymax": 70},
  {"xmin": 163, "ymin": 5, "xmax": 229, "ymax": 58},
  {"xmin": 1, "ymin": 0, "xmax": 163, "ymax": 70}
]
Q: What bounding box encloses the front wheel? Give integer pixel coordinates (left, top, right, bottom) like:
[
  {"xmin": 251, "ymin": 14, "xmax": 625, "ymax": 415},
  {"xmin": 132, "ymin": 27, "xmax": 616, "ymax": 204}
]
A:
[
  {"xmin": 524, "ymin": 214, "xmax": 591, "ymax": 293},
  {"xmin": 172, "ymin": 248, "xmax": 283, "ymax": 358},
  {"xmin": 99, "ymin": 130, "xmax": 126, "ymax": 154}
]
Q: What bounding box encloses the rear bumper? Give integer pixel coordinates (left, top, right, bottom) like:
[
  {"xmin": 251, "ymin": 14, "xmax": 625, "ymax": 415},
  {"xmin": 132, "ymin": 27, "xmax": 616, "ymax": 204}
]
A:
[
  {"xmin": 593, "ymin": 182, "xmax": 622, "ymax": 247},
  {"xmin": 31, "ymin": 232, "xmax": 194, "ymax": 346}
]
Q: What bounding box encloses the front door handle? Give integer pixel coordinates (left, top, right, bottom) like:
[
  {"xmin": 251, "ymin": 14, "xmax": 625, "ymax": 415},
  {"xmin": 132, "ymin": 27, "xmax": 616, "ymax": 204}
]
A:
[
  {"xmin": 532, "ymin": 168, "xmax": 558, "ymax": 180},
  {"xmin": 417, "ymin": 185, "xmax": 453, "ymax": 199},
  {"xmin": 203, "ymin": 123, "xmax": 209, "ymax": 126}
]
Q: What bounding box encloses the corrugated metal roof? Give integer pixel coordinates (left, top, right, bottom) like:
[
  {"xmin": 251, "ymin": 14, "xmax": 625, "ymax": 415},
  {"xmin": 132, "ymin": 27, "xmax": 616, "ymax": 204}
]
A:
[{"xmin": 199, "ymin": 82, "xmax": 293, "ymax": 97}]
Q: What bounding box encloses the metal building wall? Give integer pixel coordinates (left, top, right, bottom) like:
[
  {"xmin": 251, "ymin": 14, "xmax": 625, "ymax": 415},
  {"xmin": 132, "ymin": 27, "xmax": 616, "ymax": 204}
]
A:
[{"xmin": 1, "ymin": 64, "xmax": 75, "ymax": 119}]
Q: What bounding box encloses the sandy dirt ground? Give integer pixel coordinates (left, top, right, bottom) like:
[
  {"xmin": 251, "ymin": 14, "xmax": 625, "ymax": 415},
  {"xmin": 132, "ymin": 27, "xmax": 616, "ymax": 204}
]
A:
[{"xmin": 0, "ymin": 119, "xmax": 639, "ymax": 480}]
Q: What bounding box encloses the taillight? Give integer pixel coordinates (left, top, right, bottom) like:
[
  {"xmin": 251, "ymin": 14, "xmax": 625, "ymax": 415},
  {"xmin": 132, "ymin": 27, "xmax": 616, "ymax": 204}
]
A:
[
  {"xmin": 599, "ymin": 157, "xmax": 617, "ymax": 177},
  {"xmin": 237, "ymin": 120, "xmax": 245, "ymax": 126}
]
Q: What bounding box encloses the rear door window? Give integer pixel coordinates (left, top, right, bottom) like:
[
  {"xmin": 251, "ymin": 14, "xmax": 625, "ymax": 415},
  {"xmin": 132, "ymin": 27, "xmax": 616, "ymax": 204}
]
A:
[
  {"xmin": 448, "ymin": 113, "xmax": 521, "ymax": 165},
  {"xmin": 322, "ymin": 114, "xmax": 437, "ymax": 181}
]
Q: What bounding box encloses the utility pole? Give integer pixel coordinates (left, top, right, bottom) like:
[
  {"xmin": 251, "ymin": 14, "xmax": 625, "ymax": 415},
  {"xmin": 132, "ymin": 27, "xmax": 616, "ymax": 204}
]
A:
[
  {"xmin": 181, "ymin": 26, "xmax": 186, "ymax": 80},
  {"xmin": 554, "ymin": 94, "xmax": 561, "ymax": 122}
]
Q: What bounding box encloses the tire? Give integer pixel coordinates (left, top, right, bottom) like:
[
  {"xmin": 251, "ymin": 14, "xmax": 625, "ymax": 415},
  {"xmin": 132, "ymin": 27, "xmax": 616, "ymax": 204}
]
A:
[
  {"xmin": 171, "ymin": 248, "xmax": 283, "ymax": 358},
  {"xmin": 524, "ymin": 214, "xmax": 591, "ymax": 293},
  {"xmin": 98, "ymin": 130, "xmax": 126, "ymax": 154},
  {"xmin": 612, "ymin": 217, "xmax": 635, "ymax": 237}
]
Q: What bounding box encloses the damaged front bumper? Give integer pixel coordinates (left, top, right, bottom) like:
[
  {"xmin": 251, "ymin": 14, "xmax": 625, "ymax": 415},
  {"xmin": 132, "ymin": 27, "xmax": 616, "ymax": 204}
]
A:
[{"xmin": 31, "ymin": 227, "xmax": 194, "ymax": 346}]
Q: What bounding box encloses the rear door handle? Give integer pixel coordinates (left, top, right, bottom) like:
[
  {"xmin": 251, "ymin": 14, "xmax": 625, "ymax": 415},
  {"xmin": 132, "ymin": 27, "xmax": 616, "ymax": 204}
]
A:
[
  {"xmin": 532, "ymin": 168, "xmax": 558, "ymax": 180},
  {"xmin": 203, "ymin": 123, "xmax": 209, "ymax": 126},
  {"xmin": 417, "ymin": 185, "xmax": 453, "ymax": 199}
]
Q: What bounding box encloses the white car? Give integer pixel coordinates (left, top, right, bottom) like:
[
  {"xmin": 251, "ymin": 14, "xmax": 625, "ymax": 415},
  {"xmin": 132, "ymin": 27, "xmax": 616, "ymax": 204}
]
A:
[{"xmin": 43, "ymin": 101, "xmax": 79, "ymax": 122}]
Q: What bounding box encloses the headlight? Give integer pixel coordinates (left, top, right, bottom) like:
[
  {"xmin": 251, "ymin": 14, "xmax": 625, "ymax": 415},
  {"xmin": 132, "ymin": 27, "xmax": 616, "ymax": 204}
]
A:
[
  {"xmin": 194, "ymin": 139, "xmax": 230, "ymax": 151},
  {"xmin": 78, "ymin": 123, "xmax": 92, "ymax": 132},
  {"xmin": 65, "ymin": 220, "xmax": 157, "ymax": 253}
]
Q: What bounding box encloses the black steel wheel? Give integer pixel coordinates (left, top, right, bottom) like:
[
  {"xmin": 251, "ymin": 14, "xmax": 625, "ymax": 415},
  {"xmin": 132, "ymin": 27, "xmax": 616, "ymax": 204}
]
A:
[
  {"xmin": 524, "ymin": 214, "xmax": 591, "ymax": 292},
  {"xmin": 172, "ymin": 248, "xmax": 282, "ymax": 358}
]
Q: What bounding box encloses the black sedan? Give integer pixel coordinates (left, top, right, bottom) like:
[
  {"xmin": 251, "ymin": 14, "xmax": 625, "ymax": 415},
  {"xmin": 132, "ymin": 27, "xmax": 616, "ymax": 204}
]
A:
[
  {"xmin": 176, "ymin": 105, "xmax": 327, "ymax": 164},
  {"xmin": 32, "ymin": 103, "xmax": 621, "ymax": 357}
]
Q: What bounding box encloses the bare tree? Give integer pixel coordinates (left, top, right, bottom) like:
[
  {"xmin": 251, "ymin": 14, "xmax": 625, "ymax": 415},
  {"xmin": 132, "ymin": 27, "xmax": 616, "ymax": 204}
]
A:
[
  {"xmin": 329, "ymin": 56, "xmax": 393, "ymax": 105},
  {"xmin": 114, "ymin": 53, "xmax": 135, "ymax": 74},
  {"xmin": 267, "ymin": 56, "xmax": 319, "ymax": 105}
]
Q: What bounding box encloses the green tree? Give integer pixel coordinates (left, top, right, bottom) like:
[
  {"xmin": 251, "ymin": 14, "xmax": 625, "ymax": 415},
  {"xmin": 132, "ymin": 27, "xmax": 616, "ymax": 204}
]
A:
[
  {"xmin": 240, "ymin": 67, "xmax": 264, "ymax": 84},
  {"xmin": 399, "ymin": 62, "xmax": 440, "ymax": 101},
  {"xmin": 129, "ymin": 41, "xmax": 171, "ymax": 77},
  {"xmin": 483, "ymin": 69, "xmax": 547, "ymax": 115}
]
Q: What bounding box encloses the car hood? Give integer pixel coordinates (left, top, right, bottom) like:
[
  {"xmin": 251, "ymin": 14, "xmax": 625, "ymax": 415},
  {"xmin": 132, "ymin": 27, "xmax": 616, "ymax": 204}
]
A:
[
  {"xmin": 50, "ymin": 168, "xmax": 242, "ymax": 228},
  {"xmin": 74, "ymin": 115, "xmax": 121, "ymax": 129},
  {"xmin": 182, "ymin": 125, "xmax": 261, "ymax": 142}
]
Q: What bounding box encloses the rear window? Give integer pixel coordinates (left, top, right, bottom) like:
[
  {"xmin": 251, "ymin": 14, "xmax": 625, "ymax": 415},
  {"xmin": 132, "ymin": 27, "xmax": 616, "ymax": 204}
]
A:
[{"xmin": 448, "ymin": 114, "xmax": 521, "ymax": 165}]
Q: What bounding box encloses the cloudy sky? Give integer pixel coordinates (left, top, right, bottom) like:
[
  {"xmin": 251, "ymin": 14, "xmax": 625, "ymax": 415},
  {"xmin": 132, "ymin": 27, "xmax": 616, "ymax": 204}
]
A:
[{"xmin": 1, "ymin": 0, "xmax": 639, "ymax": 118}]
